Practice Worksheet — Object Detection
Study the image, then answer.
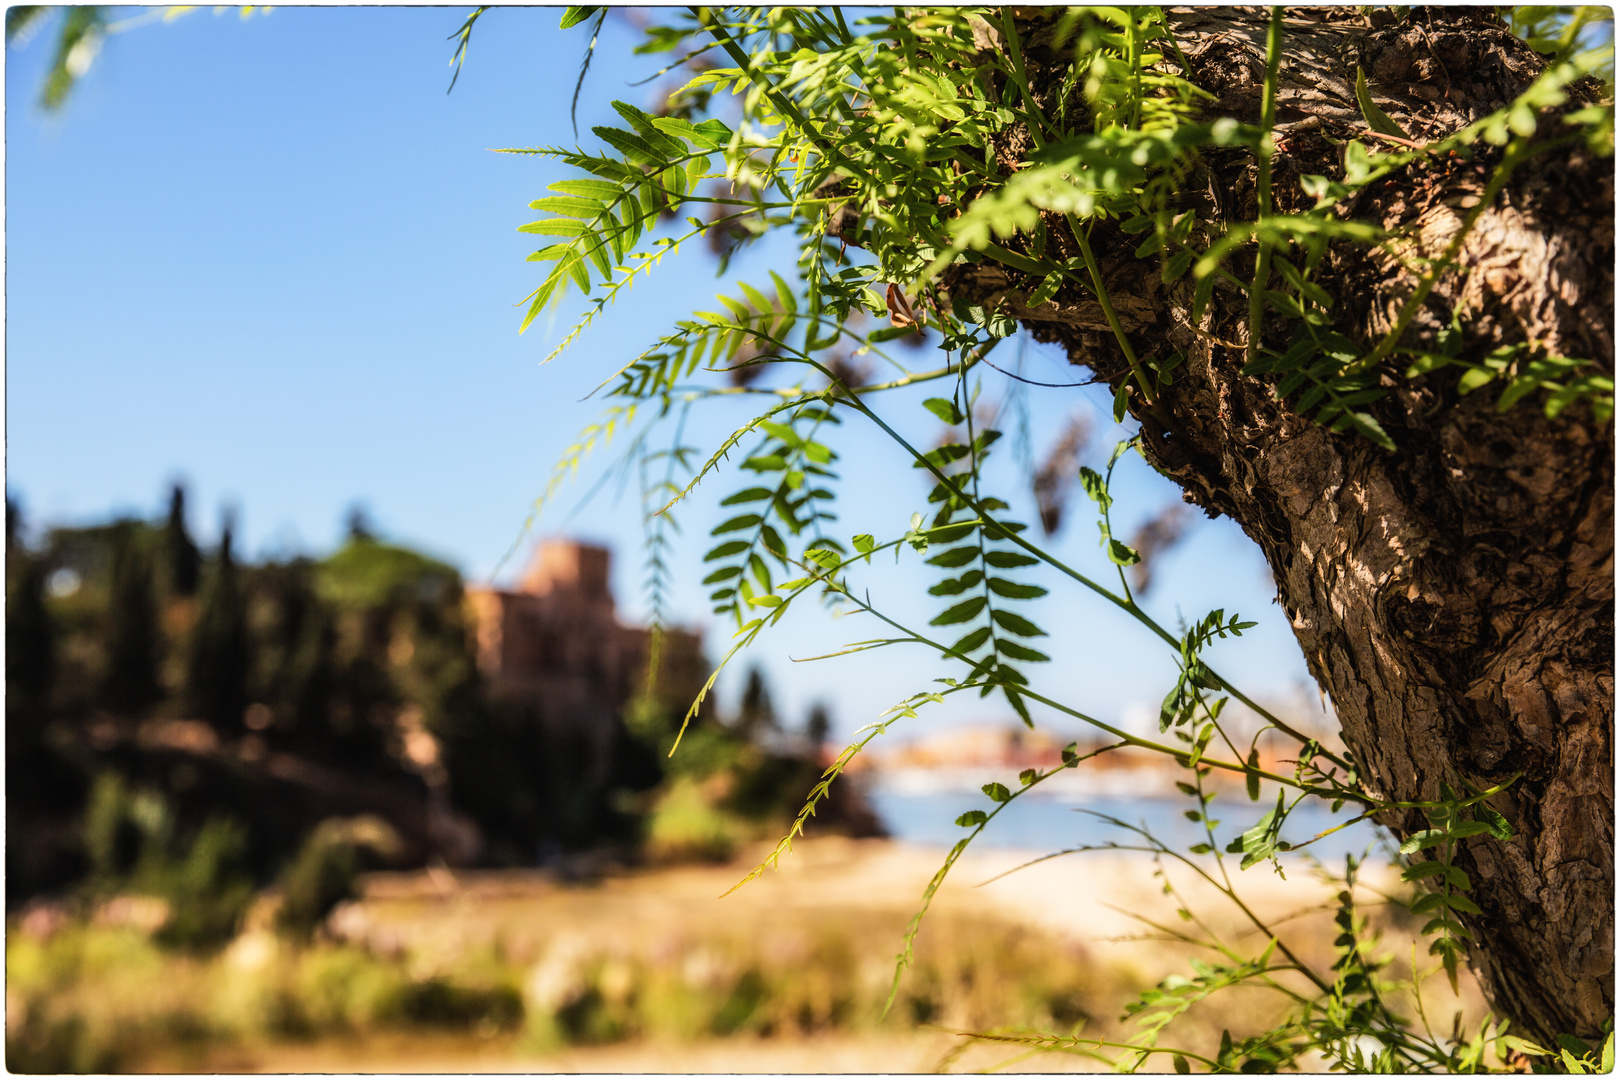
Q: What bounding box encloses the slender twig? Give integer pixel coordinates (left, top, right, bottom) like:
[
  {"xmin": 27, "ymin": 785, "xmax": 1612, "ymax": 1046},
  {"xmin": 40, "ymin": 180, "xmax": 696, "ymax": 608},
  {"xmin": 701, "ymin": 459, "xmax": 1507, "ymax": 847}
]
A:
[
  {"xmin": 1065, "ymin": 214, "xmax": 1158, "ymax": 406},
  {"xmin": 830, "ymin": 380, "xmax": 1353, "ymax": 769},
  {"xmin": 979, "ymin": 352, "xmax": 1091, "ymax": 388},
  {"xmin": 1246, "ymin": 7, "xmax": 1285, "ymax": 366}
]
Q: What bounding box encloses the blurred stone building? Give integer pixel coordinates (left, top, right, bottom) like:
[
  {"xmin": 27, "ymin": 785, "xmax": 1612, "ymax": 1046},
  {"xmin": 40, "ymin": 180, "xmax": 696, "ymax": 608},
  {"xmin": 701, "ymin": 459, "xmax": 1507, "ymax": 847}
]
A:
[{"xmin": 464, "ymin": 541, "xmax": 708, "ymax": 790}]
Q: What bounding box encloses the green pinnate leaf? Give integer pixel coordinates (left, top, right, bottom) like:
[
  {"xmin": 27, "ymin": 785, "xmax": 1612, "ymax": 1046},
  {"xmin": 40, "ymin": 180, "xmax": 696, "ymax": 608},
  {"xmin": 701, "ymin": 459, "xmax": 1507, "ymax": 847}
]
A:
[
  {"xmin": 926, "ymin": 546, "xmax": 979, "ymax": 568},
  {"xmin": 721, "ymin": 487, "xmax": 774, "ymax": 506},
  {"xmin": 705, "ymin": 540, "xmax": 749, "ymax": 561},
  {"xmin": 1161, "ymin": 249, "xmax": 1193, "ymax": 283},
  {"xmin": 990, "ymin": 609, "xmax": 1046, "ymax": 637},
  {"xmin": 1078, "ymin": 467, "xmax": 1110, "ymax": 510},
  {"xmin": 928, "ymin": 570, "xmax": 984, "ymax": 596},
  {"xmin": 1475, "ymin": 803, "xmax": 1513, "ymax": 841},
  {"xmin": 713, "ymin": 513, "xmax": 763, "ymax": 534},
  {"xmin": 559, "ymin": 6, "xmax": 600, "ymax": 29},
  {"xmin": 987, "ymin": 577, "xmax": 1047, "ymax": 599},
  {"xmin": 996, "ymin": 639, "xmax": 1050, "ymax": 663},
  {"xmin": 931, "ymin": 596, "xmax": 988, "ymax": 625},
  {"xmin": 949, "ymin": 626, "xmax": 993, "ymax": 655},
  {"xmin": 805, "ymin": 547, "xmax": 842, "ymax": 571},
  {"xmin": 1027, "ymin": 270, "xmax": 1065, "ymax": 307}
]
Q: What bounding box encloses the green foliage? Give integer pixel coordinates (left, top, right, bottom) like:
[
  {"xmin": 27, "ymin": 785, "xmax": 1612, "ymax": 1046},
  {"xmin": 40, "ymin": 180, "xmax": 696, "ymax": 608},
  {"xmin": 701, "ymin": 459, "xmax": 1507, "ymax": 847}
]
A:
[
  {"xmin": 275, "ymin": 817, "xmax": 403, "ymax": 941},
  {"xmin": 5, "ymin": 888, "xmax": 1110, "ymax": 1070},
  {"xmin": 5, "ymin": 920, "xmax": 525, "ymax": 1070},
  {"xmin": 8, "ymin": 484, "xmax": 675, "ymax": 916},
  {"xmin": 508, "ymin": 5, "xmax": 1613, "ymax": 1068},
  {"xmin": 1397, "ymin": 780, "xmax": 1516, "ymax": 994},
  {"xmin": 315, "ymin": 536, "xmax": 460, "ymax": 611},
  {"xmin": 1402, "ymin": 314, "xmax": 1616, "ymax": 424},
  {"xmin": 81, "ymin": 773, "xmax": 256, "ymax": 950},
  {"xmin": 149, "ymin": 817, "xmax": 258, "ymax": 950},
  {"xmin": 1510, "ymin": 6, "xmax": 1615, "ymax": 70}
]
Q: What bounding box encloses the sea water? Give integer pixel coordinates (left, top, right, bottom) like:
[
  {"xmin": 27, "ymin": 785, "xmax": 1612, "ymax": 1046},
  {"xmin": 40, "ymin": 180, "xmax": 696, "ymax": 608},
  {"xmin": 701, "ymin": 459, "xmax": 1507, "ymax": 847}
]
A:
[{"xmin": 869, "ymin": 787, "xmax": 1387, "ymax": 866}]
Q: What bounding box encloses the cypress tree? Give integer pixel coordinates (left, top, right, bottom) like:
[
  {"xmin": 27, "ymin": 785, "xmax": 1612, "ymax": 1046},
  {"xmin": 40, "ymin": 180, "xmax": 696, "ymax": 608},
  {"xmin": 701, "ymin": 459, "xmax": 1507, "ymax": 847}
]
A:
[
  {"xmin": 184, "ymin": 515, "xmax": 248, "ymax": 732},
  {"xmin": 6, "ymin": 551, "xmax": 55, "ymax": 713},
  {"xmin": 735, "ymin": 665, "xmax": 777, "ymax": 737},
  {"xmin": 6, "ymin": 536, "xmax": 76, "ymax": 844},
  {"xmin": 805, "ymin": 704, "xmax": 830, "ymax": 749},
  {"xmin": 344, "ymin": 503, "xmax": 375, "ymax": 543},
  {"xmin": 163, "ymin": 484, "xmax": 201, "ymax": 598},
  {"xmin": 102, "ymin": 522, "xmax": 162, "ymax": 716}
]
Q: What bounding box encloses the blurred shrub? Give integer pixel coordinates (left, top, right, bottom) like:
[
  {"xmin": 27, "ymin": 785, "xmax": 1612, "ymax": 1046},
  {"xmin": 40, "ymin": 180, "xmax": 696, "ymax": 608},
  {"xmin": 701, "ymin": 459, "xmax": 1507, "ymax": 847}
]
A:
[
  {"xmin": 275, "ymin": 816, "xmax": 401, "ymax": 941},
  {"xmin": 6, "ymin": 1012, "xmax": 123, "ymax": 1075},
  {"xmin": 643, "ymin": 776, "xmax": 741, "ymax": 863},
  {"xmin": 149, "ymin": 818, "xmax": 256, "ymax": 950},
  {"xmin": 78, "ymin": 773, "xmax": 255, "ymax": 951},
  {"xmin": 7, "ymin": 920, "xmax": 527, "ymax": 1071},
  {"xmin": 6, "ymin": 923, "xmax": 212, "ymax": 1073},
  {"xmin": 515, "ymin": 908, "xmax": 1108, "ymax": 1052},
  {"xmin": 6, "ymin": 870, "xmax": 1115, "ymax": 1070}
]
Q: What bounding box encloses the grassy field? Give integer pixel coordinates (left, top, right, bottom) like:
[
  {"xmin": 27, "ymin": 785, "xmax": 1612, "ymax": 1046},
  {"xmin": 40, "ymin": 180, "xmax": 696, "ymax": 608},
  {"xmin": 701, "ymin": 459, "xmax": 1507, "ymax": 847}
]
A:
[{"xmin": 7, "ymin": 837, "xmax": 1487, "ymax": 1073}]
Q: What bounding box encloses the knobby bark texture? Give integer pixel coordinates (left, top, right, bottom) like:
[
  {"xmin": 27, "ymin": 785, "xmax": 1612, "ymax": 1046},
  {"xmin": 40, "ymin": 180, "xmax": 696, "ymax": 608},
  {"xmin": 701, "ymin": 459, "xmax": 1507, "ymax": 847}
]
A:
[{"xmin": 955, "ymin": 6, "xmax": 1613, "ymax": 1044}]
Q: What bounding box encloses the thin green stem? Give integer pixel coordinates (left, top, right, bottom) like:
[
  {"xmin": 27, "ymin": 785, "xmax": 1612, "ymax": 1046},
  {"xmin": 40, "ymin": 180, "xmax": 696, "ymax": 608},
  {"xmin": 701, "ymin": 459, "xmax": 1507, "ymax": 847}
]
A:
[
  {"xmin": 1126, "ymin": 12, "xmax": 1143, "ymax": 132},
  {"xmin": 1120, "ymin": 832, "xmax": 1335, "ymax": 996},
  {"xmin": 1100, "ymin": 444, "xmax": 1136, "ymax": 604},
  {"xmin": 1066, "ymin": 214, "xmax": 1157, "ymax": 405},
  {"xmin": 658, "ymin": 313, "xmax": 1350, "ymax": 774},
  {"xmin": 702, "ymin": 11, "xmax": 872, "ymax": 186},
  {"xmin": 1246, "ymin": 7, "xmax": 1284, "ymax": 367},
  {"xmin": 956, "ymin": 355, "xmax": 1009, "ymax": 680},
  {"xmin": 815, "ymin": 567, "xmax": 1367, "ymax": 803},
  {"xmin": 881, "ymin": 740, "xmax": 1117, "ymax": 1015},
  {"xmin": 996, "ymin": 11, "xmax": 1047, "ymax": 151},
  {"xmin": 831, "ymin": 382, "xmax": 1349, "ymax": 768}
]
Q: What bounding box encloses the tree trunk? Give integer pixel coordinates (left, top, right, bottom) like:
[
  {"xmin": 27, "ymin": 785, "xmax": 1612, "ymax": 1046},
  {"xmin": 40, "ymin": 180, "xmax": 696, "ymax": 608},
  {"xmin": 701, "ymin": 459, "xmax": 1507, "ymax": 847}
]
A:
[{"xmin": 962, "ymin": 6, "xmax": 1614, "ymax": 1045}]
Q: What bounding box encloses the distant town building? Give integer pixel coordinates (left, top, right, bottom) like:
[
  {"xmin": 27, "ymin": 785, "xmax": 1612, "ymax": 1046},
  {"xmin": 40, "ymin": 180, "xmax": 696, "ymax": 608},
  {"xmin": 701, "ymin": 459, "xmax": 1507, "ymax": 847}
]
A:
[
  {"xmin": 846, "ymin": 723, "xmax": 1077, "ymax": 773},
  {"xmin": 465, "ymin": 541, "xmax": 709, "ymax": 784}
]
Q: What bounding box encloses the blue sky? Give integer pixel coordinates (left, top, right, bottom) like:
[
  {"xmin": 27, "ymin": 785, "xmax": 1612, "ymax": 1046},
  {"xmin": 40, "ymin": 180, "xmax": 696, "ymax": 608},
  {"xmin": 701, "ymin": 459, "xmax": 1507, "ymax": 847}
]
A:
[{"xmin": 6, "ymin": 7, "xmax": 1324, "ymax": 739}]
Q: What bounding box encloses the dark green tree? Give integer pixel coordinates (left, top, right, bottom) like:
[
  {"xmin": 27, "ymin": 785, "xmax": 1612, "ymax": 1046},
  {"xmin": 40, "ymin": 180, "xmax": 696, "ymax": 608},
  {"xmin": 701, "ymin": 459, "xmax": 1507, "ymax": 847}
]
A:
[
  {"xmin": 7, "ymin": 535, "xmax": 60, "ymax": 798},
  {"xmin": 805, "ymin": 703, "xmax": 831, "ymax": 749},
  {"xmin": 102, "ymin": 522, "xmax": 162, "ymax": 715},
  {"xmin": 345, "ymin": 502, "xmax": 376, "ymax": 542},
  {"xmin": 163, "ymin": 483, "xmax": 201, "ymax": 598},
  {"xmin": 734, "ymin": 665, "xmax": 777, "ymax": 738},
  {"xmin": 184, "ymin": 515, "xmax": 249, "ymax": 732},
  {"xmin": 6, "ymin": 528, "xmax": 54, "ymax": 713}
]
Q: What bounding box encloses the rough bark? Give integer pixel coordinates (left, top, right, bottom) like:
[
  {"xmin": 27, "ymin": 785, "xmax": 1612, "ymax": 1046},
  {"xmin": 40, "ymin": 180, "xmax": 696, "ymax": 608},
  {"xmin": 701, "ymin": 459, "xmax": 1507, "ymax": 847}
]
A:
[{"xmin": 957, "ymin": 6, "xmax": 1614, "ymax": 1045}]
